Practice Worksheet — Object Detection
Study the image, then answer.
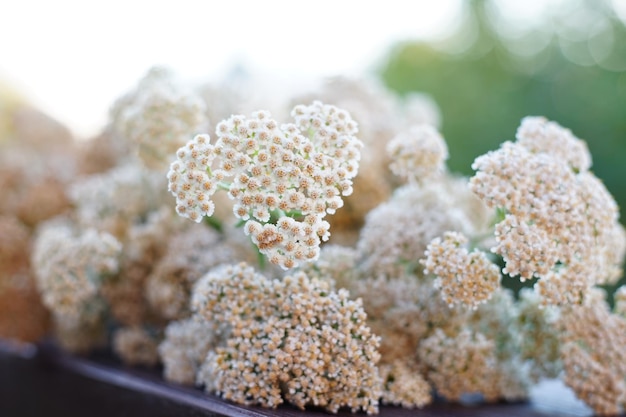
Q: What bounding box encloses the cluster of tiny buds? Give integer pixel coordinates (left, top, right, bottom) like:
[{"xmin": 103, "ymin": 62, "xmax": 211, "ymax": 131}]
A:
[
  {"xmin": 516, "ymin": 116, "xmax": 591, "ymax": 173},
  {"xmin": 191, "ymin": 263, "xmax": 382, "ymax": 413},
  {"xmin": 386, "ymin": 124, "xmax": 448, "ymax": 183},
  {"xmin": 422, "ymin": 231, "xmax": 500, "ymax": 310},
  {"xmin": 494, "ymin": 214, "xmax": 558, "ymax": 281},
  {"xmin": 379, "ymin": 359, "xmax": 432, "ymax": 408},
  {"xmin": 470, "ymin": 117, "xmax": 624, "ymax": 305},
  {"xmin": 418, "ymin": 329, "xmax": 501, "ymax": 402},
  {"xmin": 112, "ymin": 326, "xmax": 159, "ymax": 367},
  {"xmin": 32, "ymin": 222, "xmax": 122, "ymax": 320},
  {"xmin": 168, "ymin": 101, "xmax": 362, "ymax": 269},
  {"xmin": 558, "ymin": 291, "xmax": 626, "ymax": 415},
  {"xmin": 111, "ymin": 67, "xmax": 208, "ymax": 170},
  {"xmin": 159, "ymin": 317, "xmax": 218, "ymax": 386}
]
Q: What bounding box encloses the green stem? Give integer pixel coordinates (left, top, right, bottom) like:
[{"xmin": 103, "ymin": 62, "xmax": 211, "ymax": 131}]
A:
[
  {"xmin": 256, "ymin": 246, "xmax": 267, "ymax": 271},
  {"xmin": 203, "ymin": 216, "xmax": 223, "ymax": 233},
  {"xmin": 269, "ymin": 208, "xmax": 303, "ymax": 223}
]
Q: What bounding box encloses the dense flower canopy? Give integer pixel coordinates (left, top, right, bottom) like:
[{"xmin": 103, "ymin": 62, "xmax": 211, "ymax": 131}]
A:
[{"xmin": 3, "ymin": 67, "xmax": 625, "ymax": 416}]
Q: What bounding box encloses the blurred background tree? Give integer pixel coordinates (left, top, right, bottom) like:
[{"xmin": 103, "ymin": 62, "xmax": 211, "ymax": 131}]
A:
[{"xmin": 380, "ymin": 0, "xmax": 626, "ymax": 221}]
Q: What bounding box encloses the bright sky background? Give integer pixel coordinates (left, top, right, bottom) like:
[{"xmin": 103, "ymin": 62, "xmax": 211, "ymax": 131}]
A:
[
  {"xmin": 0, "ymin": 0, "xmax": 463, "ymax": 137},
  {"xmin": 6, "ymin": 0, "xmax": 620, "ymax": 137}
]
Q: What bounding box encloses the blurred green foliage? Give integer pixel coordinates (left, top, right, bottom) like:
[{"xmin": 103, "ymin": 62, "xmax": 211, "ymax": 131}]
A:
[{"xmin": 380, "ymin": 0, "xmax": 626, "ymax": 222}]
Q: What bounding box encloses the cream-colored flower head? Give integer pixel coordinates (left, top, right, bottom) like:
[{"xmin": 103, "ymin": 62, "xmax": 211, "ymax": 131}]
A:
[
  {"xmin": 516, "ymin": 116, "xmax": 591, "ymax": 173},
  {"xmin": 422, "ymin": 231, "xmax": 500, "ymax": 310},
  {"xmin": 70, "ymin": 163, "xmax": 169, "ymax": 238},
  {"xmin": 159, "ymin": 317, "xmax": 220, "ymax": 386},
  {"xmin": 379, "ymin": 359, "xmax": 432, "ymax": 408},
  {"xmin": 191, "ymin": 263, "xmax": 382, "ymax": 414},
  {"xmin": 168, "ymin": 101, "xmax": 362, "ymax": 269},
  {"xmin": 386, "ymin": 124, "xmax": 448, "ymax": 183},
  {"xmin": 32, "ymin": 220, "xmax": 121, "ymax": 321},
  {"xmin": 112, "ymin": 326, "xmax": 159, "ymax": 366},
  {"xmin": 558, "ymin": 290, "xmax": 626, "ymax": 415},
  {"xmin": 111, "ymin": 67, "xmax": 209, "ymax": 170},
  {"xmin": 146, "ymin": 226, "xmax": 236, "ymax": 320},
  {"xmin": 358, "ymin": 177, "xmax": 485, "ymax": 278},
  {"xmin": 470, "ymin": 117, "xmax": 624, "ymax": 305},
  {"xmin": 418, "ymin": 329, "xmax": 501, "ymax": 402},
  {"xmin": 514, "ymin": 288, "xmax": 561, "ymax": 381}
]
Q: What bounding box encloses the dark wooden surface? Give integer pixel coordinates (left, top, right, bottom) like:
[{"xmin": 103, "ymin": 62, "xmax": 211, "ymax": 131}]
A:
[{"xmin": 0, "ymin": 339, "xmax": 609, "ymax": 417}]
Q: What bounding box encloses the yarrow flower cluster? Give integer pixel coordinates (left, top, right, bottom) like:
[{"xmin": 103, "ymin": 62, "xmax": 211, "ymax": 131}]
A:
[
  {"xmin": 0, "ymin": 215, "xmax": 50, "ymax": 342},
  {"xmin": 112, "ymin": 326, "xmax": 159, "ymax": 367},
  {"xmin": 191, "ymin": 263, "xmax": 382, "ymax": 414},
  {"xmin": 289, "ymin": 78, "xmax": 443, "ymax": 245},
  {"xmin": 378, "ymin": 359, "xmax": 432, "ymax": 408},
  {"xmin": 0, "ymin": 215, "xmax": 31, "ymax": 277},
  {"xmin": 167, "ymin": 101, "xmax": 362, "ymax": 269},
  {"xmin": 558, "ymin": 290, "xmax": 626, "ymax": 416},
  {"xmin": 515, "ymin": 116, "xmax": 591, "ymax": 173},
  {"xmin": 146, "ymin": 226, "xmax": 236, "ymax": 321},
  {"xmin": 96, "ymin": 206, "xmax": 181, "ymax": 329},
  {"xmin": 470, "ymin": 116, "xmax": 625, "ymax": 305},
  {"xmin": 110, "ymin": 67, "xmax": 208, "ymax": 170},
  {"xmin": 386, "ymin": 124, "xmax": 448, "ymax": 182},
  {"xmin": 422, "ymin": 231, "xmax": 501, "ymax": 310},
  {"xmin": 70, "ymin": 163, "xmax": 169, "ymax": 237},
  {"xmin": 418, "ymin": 329, "xmax": 502, "ymax": 402},
  {"xmin": 357, "ymin": 178, "xmax": 489, "ymax": 278},
  {"xmin": 514, "ymin": 289, "xmax": 561, "ymax": 381},
  {"xmin": 32, "ymin": 221, "xmax": 122, "ymax": 321},
  {"xmin": 159, "ymin": 317, "xmax": 220, "ymax": 385},
  {"xmin": 7, "ymin": 64, "xmax": 626, "ymax": 417}
]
